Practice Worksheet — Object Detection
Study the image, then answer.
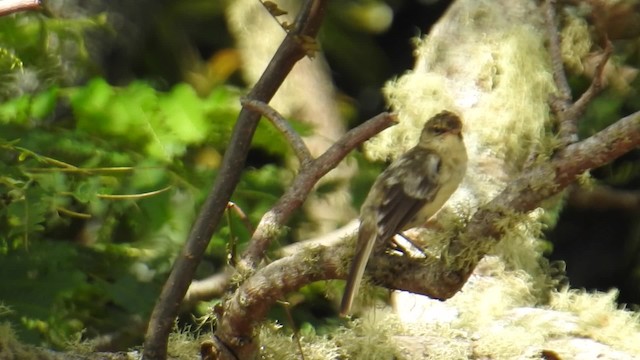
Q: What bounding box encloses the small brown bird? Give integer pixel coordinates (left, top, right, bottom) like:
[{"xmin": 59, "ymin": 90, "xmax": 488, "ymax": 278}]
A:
[{"xmin": 340, "ymin": 110, "xmax": 468, "ymax": 316}]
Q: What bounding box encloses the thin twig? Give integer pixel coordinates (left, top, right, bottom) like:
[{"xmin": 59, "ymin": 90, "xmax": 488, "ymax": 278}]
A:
[
  {"xmin": 241, "ymin": 98, "xmax": 314, "ymax": 165},
  {"xmin": 181, "ymin": 272, "xmax": 230, "ymax": 311},
  {"xmin": 564, "ymin": 41, "xmax": 613, "ymax": 122},
  {"xmin": 0, "ymin": 0, "xmax": 40, "ymax": 16},
  {"xmin": 227, "ymin": 201, "xmax": 254, "ymax": 233},
  {"xmin": 142, "ymin": 1, "xmax": 329, "ymax": 359},
  {"xmin": 279, "ymin": 300, "xmax": 307, "ymax": 360}
]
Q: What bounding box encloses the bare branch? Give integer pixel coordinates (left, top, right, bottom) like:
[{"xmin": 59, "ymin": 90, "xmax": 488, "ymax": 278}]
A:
[
  {"xmin": 142, "ymin": 1, "xmax": 329, "ymax": 359},
  {"xmin": 237, "ymin": 112, "xmax": 396, "ymax": 273},
  {"xmin": 214, "ymin": 243, "xmax": 343, "ymax": 360},
  {"xmin": 227, "ymin": 201, "xmax": 254, "ymax": 233},
  {"xmin": 0, "ymin": 0, "xmax": 40, "ymax": 16},
  {"xmin": 240, "ymin": 98, "xmax": 314, "ymax": 165},
  {"xmin": 182, "ymin": 272, "xmax": 230, "ymax": 311}
]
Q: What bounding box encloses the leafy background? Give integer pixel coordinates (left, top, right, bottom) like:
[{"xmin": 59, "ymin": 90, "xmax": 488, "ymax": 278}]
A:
[{"xmin": 0, "ymin": 0, "xmax": 639, "ymax": 351}]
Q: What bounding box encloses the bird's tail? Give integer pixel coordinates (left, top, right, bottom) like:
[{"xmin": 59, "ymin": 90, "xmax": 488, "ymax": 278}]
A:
[{"xmin": 340, "ymin": 227, "xmax": 376, "ymax": 316}]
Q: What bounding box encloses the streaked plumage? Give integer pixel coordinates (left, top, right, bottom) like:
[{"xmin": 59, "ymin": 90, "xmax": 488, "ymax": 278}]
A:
[{"xmin": 340, "ymin": 110, "xmax": 467, "ymax": 316}]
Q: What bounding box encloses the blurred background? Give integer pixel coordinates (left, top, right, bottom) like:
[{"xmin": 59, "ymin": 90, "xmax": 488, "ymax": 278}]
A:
[{"xmin": 0, "ymin": 0, "xmax": 639, "ymax": 351}]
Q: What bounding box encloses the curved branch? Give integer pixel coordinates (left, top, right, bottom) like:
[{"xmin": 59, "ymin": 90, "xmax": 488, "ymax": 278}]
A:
[
  {"xmin": 212, "ymin": 111, "xmax": 640, "ymax": 360},
  {"xmin": 142, "ymin": 1, "xmax": 329, "ymax": 359},
  {"xmin": 240, "ymin": 98, "xmax": 314, "ymax": 165},
  {"xmin": 181, "ymin": 221, "xmax": 359, "ymax": 307},
  {"xmin": 449, "ymin": 111, "xmax": 640, "ymax": 267},
  {"xmin": 0, "ymin": 0, "xmax": 40, "ymax": 16},
  {"xmin": 238, "ymin": 112, "xmax": 396, "ymax": 272}
]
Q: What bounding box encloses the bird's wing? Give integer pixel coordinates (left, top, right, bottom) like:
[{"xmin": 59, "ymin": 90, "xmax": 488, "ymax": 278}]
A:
[
  {"xmin": 376, "ymin": 148, "xmax": 442, "ymax": 241},
  {"xmin": 340, "ymin": 148, "xmax": 442, "ymax": 316}
]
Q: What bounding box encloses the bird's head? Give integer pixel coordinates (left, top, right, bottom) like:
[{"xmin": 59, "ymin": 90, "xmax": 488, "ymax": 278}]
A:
[{"xmin": 419, "ymin": 110, "xmax": 463, "ymax": 145}]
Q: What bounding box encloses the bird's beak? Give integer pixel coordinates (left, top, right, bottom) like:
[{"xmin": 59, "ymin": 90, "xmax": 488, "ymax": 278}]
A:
[{"xmin": 448, "ymin": 127, "xmax": 462, "ymax": 135}]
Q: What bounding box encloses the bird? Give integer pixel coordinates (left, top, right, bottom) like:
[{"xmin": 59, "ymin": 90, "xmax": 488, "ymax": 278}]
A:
[{"xmin": 340, "ymin": 110, "xmax": 468, "ymax": 316}]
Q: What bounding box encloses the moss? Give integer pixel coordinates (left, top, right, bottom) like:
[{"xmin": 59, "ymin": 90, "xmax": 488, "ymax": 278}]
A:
[
  {"xmin": 549, "ymin": 289, "xmax": 640, "ymax": 354},
  {"xmin": 0, "ymin": 322, "xmax": 53, "ymax": 360}
]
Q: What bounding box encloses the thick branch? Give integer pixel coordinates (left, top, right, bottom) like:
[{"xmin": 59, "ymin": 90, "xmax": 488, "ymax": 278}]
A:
[
  {"xmin": 213, "ymin": 112, "xmax": 640, "ymax": 360},
  {"xmin": 142, "ymin": 1, "xmax": 328, "ymax": 359},
  {"xmin": 181, "ymin": 221, "xmax": 358, "ymax": 307},
  {"xmin": 450, "ymin": 111, "xmax": 640, "ymax": 267},
  {"xmin": 0, "ymin": 0, "xmax": 40, "ymax": 16}
]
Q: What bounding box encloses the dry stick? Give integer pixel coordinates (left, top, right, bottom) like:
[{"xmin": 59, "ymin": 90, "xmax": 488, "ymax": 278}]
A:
[
  {"xmin": 241, "ymin": 98, "xmax": 314, "ymax": 165},
  {"xmin": 0, "ymin": 0, "xmax": 40, "ymax": 16},
  {"xmin": 182, "ymin": 272, "xmax": 229, "ymax": 311},
  {"xmin": 213, "ymin": 113, "xmax": 640, "ymax": 359},
  {"xmin": 142, "ymin": 1, "xmax": 328, "ymax": 359},
  {"xmin": 227, "ymin": 201, "xmax": 254, "ymax": 234}
]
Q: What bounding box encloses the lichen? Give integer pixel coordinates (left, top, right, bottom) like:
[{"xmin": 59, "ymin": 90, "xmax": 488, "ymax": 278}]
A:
[{"xmin": 560, "ymin": 12, "xmax": 592, "ymax": 74}]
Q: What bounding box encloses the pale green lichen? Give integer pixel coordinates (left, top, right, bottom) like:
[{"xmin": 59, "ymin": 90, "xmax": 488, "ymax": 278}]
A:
[
  {"xmin": 372, "ymin": 9, "xmax": 554, "ymax": 176},
  {"xmin": 549, "ymin": 289, "xmax": 640, "ymax": 354},
  {"xmin": 560, "ymin": 12, "xmax": 592, "ymax": 74}
]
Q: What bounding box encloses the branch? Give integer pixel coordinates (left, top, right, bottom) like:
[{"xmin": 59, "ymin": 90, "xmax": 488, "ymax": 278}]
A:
[
  {"xmin": 180, "ymin": 220, "xmax": 358, "ymax": 307},
  {"xmin": 142, "ymin": 1, "xmax": 329, "ymax": 359},
  {"xmin": 210, "ymin": 112, "xmax": 640, "ymax": 360},
  {"xmin": 544, "ymin": 0, "xmax": 572, "ymax": 107},
  {"xmin": 564, "ymin": 41, "xmax": 612, "ymax": 123},
  {"xmin": 543, "ymin": 0, "xmax": 613, "ymax": 145},
  {"xmin": 450, "ymin": 111, "xmax": 640, "ymax": 267},
  {"xmin": 237, "ymin": 112, "xmax": 396, "ymax": 272},
  {"xmin": 207, "ymin": 112, "xmax": 394, "ymax": 358},
  {"xmin": 240, "ymin": 98, "xmax": 313, "ymax": 165},
  {"xmin": 567, "ymin": 184, "xmax": 640, "ymax": 211},
  {"xmin": 181, "ymin": 272, "xmax": 230, "ymax": 311},
  {"xmin": 0, "ymin": 0, "xmax": 40, "ymax": 16}
]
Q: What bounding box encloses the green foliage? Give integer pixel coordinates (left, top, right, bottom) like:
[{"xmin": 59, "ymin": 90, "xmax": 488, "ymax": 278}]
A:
[
  {"xmin": 0, "ymin": 72, "xmax": 299, "ymax": 346},
  {"xmin": 0, "ymin": 12, "xmax": 108, "ymax": 98}
]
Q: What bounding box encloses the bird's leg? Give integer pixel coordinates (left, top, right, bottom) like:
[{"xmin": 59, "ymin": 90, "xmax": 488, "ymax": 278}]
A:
[{"xmin": 390, "ymin": 232, "xmax": 427, "ymax": 257}]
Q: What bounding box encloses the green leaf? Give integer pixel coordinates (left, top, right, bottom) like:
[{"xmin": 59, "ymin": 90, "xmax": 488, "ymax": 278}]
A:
[{"xmin": 30, "ymin": 87, "xmax": 58, "ymax": 120}]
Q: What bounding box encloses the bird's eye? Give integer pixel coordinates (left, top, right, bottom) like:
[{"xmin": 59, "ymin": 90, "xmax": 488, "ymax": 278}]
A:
[{"xmin": 432, "ymin": 126, "xmax": 447, "ymax": 135}]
